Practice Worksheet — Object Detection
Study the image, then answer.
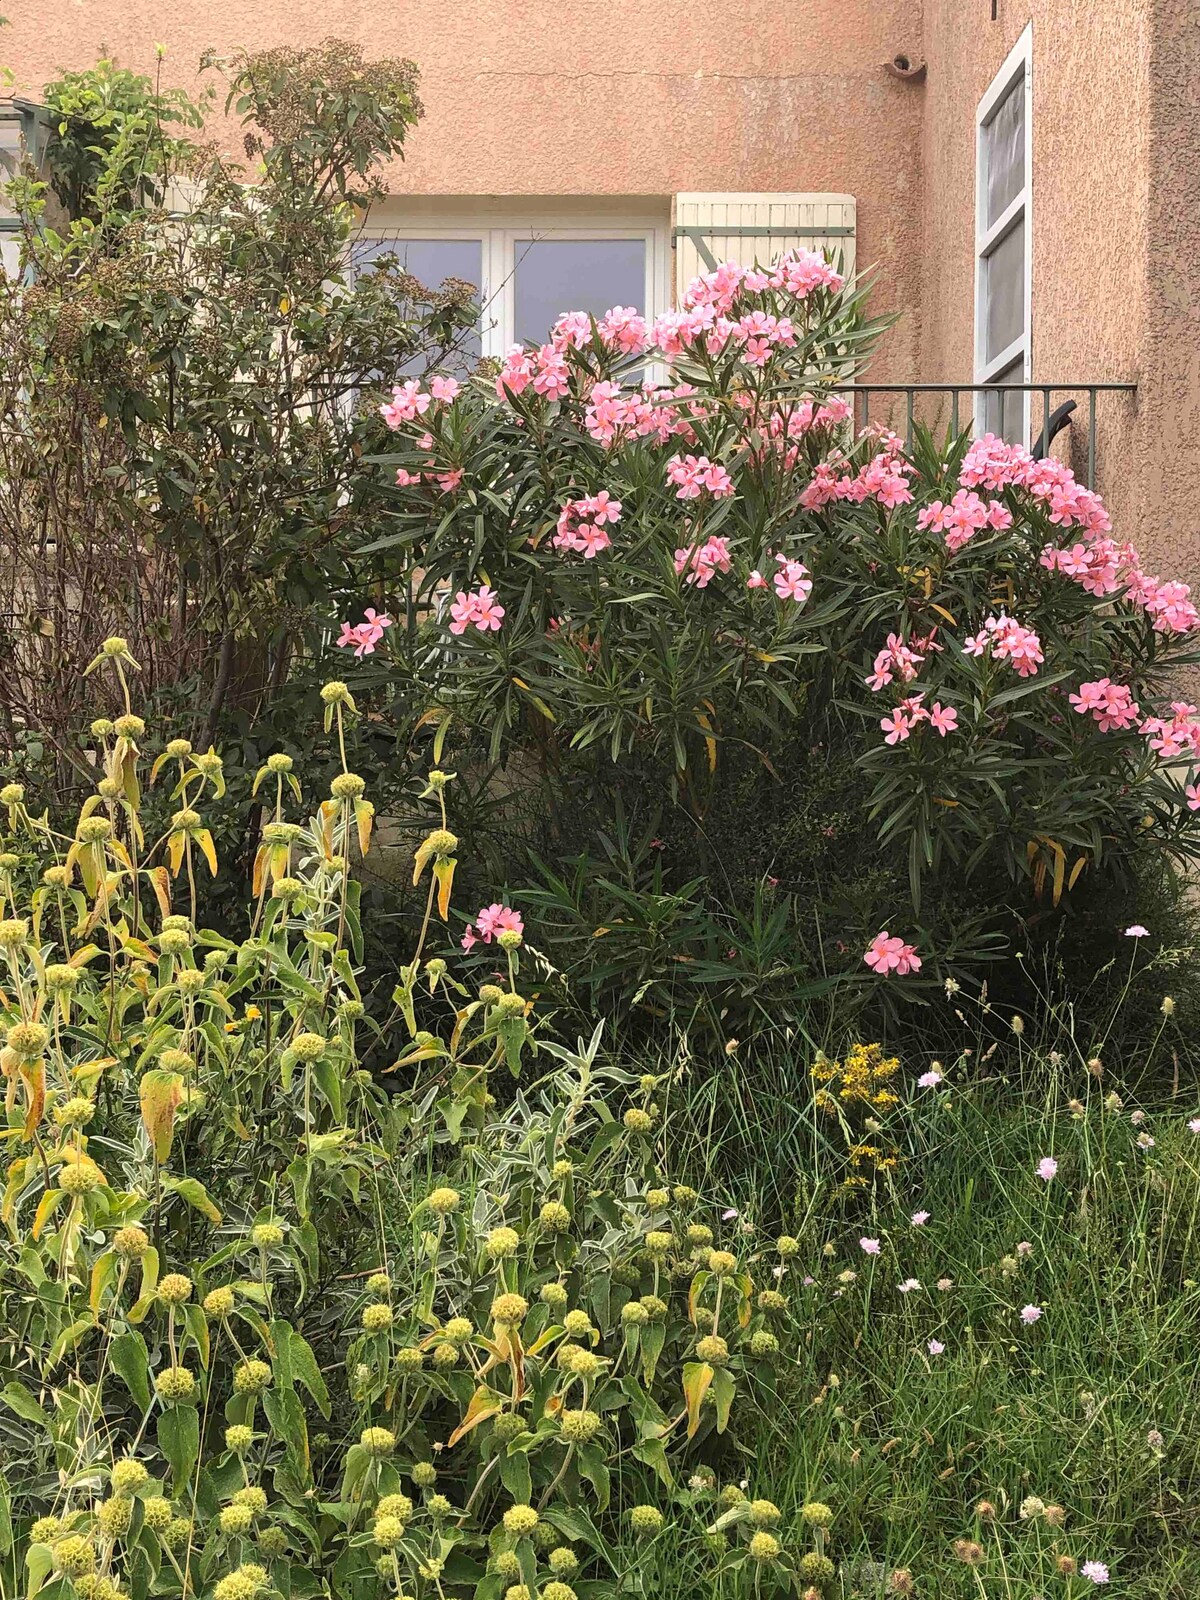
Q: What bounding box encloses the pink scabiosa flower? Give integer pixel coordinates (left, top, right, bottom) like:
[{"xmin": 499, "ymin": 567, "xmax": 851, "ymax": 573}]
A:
[
  {"xmin": 911, "ymin": 1210, "xmax": 930, "ymax": 1226},
  {"xmin": 1020, "ymin": 1304, "xmax": 1042, "ymax": 1324},
  {"xmin": 1188, "ymin": 1118, "xmax": 1200, "ymax": 1134},
  {"xmin": 1124, "ymin": 924, "xmax": 1149, "ymax": 938},
  {"xmin": 859, "ymin": 1237, "xmax": 881, "ymax": 1255},
  {"xmin": 1081, "ymin": 1561, "xmax": 1110, "ymax": 1585},
  {"xmin": 927, "ymin": 1338, "xmax": 945, "ymax": 1356},
  {"xmin": 898, "ymin": 1277, "xmax": 921, "ymax": 1293},
  {"xmin": 1036, "ymin": 1157, "xmax": 1058, "ymax": 1182},
  {"xmin": 918, "ymin": 1069, "xmax": 943, "ymax": 1088}
]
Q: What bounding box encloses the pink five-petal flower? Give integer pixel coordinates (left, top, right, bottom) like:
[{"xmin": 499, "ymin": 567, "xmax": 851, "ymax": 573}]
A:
[
  {"xmin": 460, "ymin": 926, "xmax": 478, "ymax": 950},
  {"xmin": 1187, "ymin": 783, "xmax": 1200, "ymax": 811},
  {"xmin": 448, "ymin": 591, "xmax": 478, "ymax": 635},
  {"xmin": 881, "ymin": 710, "xmax": 912, "ymax": 745},
  {"xmin": 746, "ymin": 569, "xmax": 768, "ymax": 590},
  {"xmin": 471, "ymin": 586, "xmax": 505, "ymax": 632},
  {"xmin": 929, "ymin": 702, "xmax": 958, "ymax": 737},
  {"xmin": 430, "ymin": 375, "xmax": 460, "ymax": 403},
  {"xmin": 865, "ymin": 931, "xmax": 904, "ymax": 973}
]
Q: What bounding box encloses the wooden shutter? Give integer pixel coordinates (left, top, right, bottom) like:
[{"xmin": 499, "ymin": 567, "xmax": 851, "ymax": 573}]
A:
[{"xmin": 672, "ymin": 192, "xmax": 856, "ymax": 303}]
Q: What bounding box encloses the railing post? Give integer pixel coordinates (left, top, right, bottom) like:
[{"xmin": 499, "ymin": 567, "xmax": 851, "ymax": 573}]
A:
[{"xmin": 1087, "ymin": 388, "xmax": 1097, "ymax": 491}]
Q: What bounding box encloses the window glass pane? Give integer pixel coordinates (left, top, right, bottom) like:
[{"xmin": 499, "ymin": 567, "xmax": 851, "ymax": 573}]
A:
[
  {"xmin": 514, "ymin": 238, "xmax": 645, "ymax": 345},
  {"xmin": 354, "ymin": 237, "xmax": 483, "ymax": 370},
  {"xmin": 985, "ymin": 74, "xmax": 1025, "ymax": 226},
  {"xmin": 983, "ymin": 357, "xmax": 1025, "ymax": 445},
  {"xmin": 984, "ymin": 218, "xmax": 1024, "ymax": 362}
]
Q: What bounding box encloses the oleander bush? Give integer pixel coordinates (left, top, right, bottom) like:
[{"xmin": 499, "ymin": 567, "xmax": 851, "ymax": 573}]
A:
[{"xmin": 335, "ymin": 250, "xmax": 1200, "ymax": 1035}]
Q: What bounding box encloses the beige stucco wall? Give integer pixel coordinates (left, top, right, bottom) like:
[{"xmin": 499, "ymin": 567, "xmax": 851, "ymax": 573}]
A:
[
  {"xmin": 918, "ymin": 1, "xmax": 1155, "ymax": 563},
  {"xmin": 2, "ymin": 0, "xmax": 926, "ymax": 382}
]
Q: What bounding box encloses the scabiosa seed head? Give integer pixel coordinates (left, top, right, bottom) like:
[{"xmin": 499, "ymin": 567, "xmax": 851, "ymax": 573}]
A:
[
  {"xmin": 559, "ymin": 1408, "xmax": 601, "ymax": 1443},
  {"xmin": 233, "ymin": 1361, "xmax": 273, "ymax": 1395},
  {"xmin": 486, "ymin": 1226, "xmax": 521, "ymax": 1259},
  {"xmin": 954, "ymin": 1540, "xmax": 986, "ymax": 1566},
  {"xmin": 142, "ymin": 1497, "xmax": 172, "ymax": 1532},
  {"xmin": 695, "ymin": 1334, "xmax": 729, "ymax": 1367},
  {"xmin": 113, "ymin": 1225, "xmax": 150, "ymax": 1258},
  {"xmin": 158, "ymin": 1273, "xmax": 193, "ymax": 1306},
  {"xmin": 54, "ymin": 1536, "xmax": 96, "ymax": 1576},
  {"xmin": 491, "ymin": 1292, "xmax": 529, "ymax": 1325},
  {"xmin": 378, "ymin": 1494, "xmax": 413, "ymax": 1521},
  {"xmin": 503, "ymin": 1504, "xmax": 539, "ymax": 1537},
  {"xmin": 8, "ymin": 1020, "xmax": 48, "ymax": 1057},
  {"xmin": 372, "ymin": 1515, "xmax": 404, "ymax": 1549},
  {"xmin": 629, "ymin": 1505, "xmax": 664, "ymax": 1536},
  {"xmin": 155, "ymin": 1366, "xmax": 197, "ymax": 1403},
  {"xmin": 1057, "ymin": 1555, "xmax": 1078, "ymax": 1576},
  {"xmin": 53, "ymin": 1096, "xmax": 96, "ymax": 1128},
  {"xmin": 359, "ymin": 1427, "xmax": 395, "ymax": 1458},
  {"xmin": 750, "ymin": 1533, "xmax": 783, "ymax": 1563},
  {"xmin": 60, "ymin": 1163, "xmax": 103, "ymax": 1196}
]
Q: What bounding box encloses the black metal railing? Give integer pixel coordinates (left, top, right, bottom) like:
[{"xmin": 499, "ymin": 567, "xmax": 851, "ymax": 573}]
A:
[{"xmin": 832, "ymin": 382, "xmax": 1137, "ymax": 490}]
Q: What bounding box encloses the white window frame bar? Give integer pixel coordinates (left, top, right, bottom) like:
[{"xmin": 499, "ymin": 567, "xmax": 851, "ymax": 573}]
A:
[
  {"xmin": 357, "ymin": 207, "xmax": 670, "ymax": 362},
  {"xmin": 973, "ymin": 22, "xmax": 1033, "ymax": 443}
]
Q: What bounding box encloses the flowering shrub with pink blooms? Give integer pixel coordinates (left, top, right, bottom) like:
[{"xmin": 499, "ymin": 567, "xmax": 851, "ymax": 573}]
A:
[{"xmin": 350, "ymin": 251, "xmax": 1200, "ymax": 990}]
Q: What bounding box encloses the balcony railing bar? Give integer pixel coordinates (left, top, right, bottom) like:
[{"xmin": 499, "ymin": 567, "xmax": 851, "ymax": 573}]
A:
[{"xmin": 830, "ymin": 382, "xmax": 1137, "ymax": 490}]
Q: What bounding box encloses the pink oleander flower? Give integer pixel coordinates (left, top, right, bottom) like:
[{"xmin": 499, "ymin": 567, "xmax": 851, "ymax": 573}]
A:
[
  {"xmin": 675, "ymin": 535, "xmax": 733, "ymax": 589},
  {"xmin": 430, "ymin": 375, "xmax": 461, "ymax": 403},
  {"xmin": 881, "ymin": 710, "xmax": 913, "ymax": 745},
  {"xmin": 436, "ymin": 468, "xmax": 464, "ymax": 494},
  {"xmin": 929, "ymin": 702, "xmax": 958, "ymax": 737},
  {"xmin": 394, "ymin": 467, "xmax": 422, "ymax": 487},
  {"xmin": 1081, "ymin": 1561, "xmax": 1110, "ymax": 1585},
  {"xmin": 773, "ymin": 555, "xmax": 812, "ymax": 604},
  {"xmin": 746, "ymin": 569, "xmax": 768, "ymax": 589},
  {"xmin": 1036, "ymin": 1157, "xmax": 1058, "ymax": 1181},
  {"xmin": 462, "ymin": 903, "xmax": 524, "ymax": 950},
  {"xmin": 666, "ymin": 453, "xmax": 735, "ymax": 501},
  {"xmin": 449, "ymin": 585, "xmax": 505, "ymax": 636},
  {"xmin": 865, "ymin": 930, "xmax": 922, "ymax": 975},
  {"xmin": 927, "ymin": 1339, "xmax": 945, "ymax": 1355},
  {"xmin": 1069, "ymin": 678, "xmax": 1140, "ymax": 732},
  {"xmin": 866, "ymin": 632, "xmax": 924, "ymax": 692},
  {"xmin": 496, "ymin": 344, "xmax": 535, "ymax": 399},
  {"xmin": 859, "ymin": 1237, "xmax": 881, "ymax": 1255},
  {"xmin": 1187, "ymin": 784, "xmax": 1200, "ymax": 812},
  {"xmin": 336, "ymin": 608, "xmax": 393, "ymax": 658},
  {"xmin": 597, "ymin": 304, "xmax": 649, "ymax": 355},
  {"xmin": 1020, "ymin": 1304, "xmax": 1042, "ymax": 1324},
  {"xmin": 918, "ymin": 1070, "xmax": 942, "ymax": 1088},
  {"xmin": 380, "ymin": 379, "xmax": 431, "ymax": 429}
]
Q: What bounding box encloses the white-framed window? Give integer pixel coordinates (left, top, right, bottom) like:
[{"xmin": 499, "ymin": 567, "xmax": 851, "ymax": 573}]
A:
[
  {"xmin": 353, "ymin": 198, "xmax": 671, "ymax": 365},
  {"xmin": 974, "ymin": 25, "xmax": 1032, "ymax": 445}
]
